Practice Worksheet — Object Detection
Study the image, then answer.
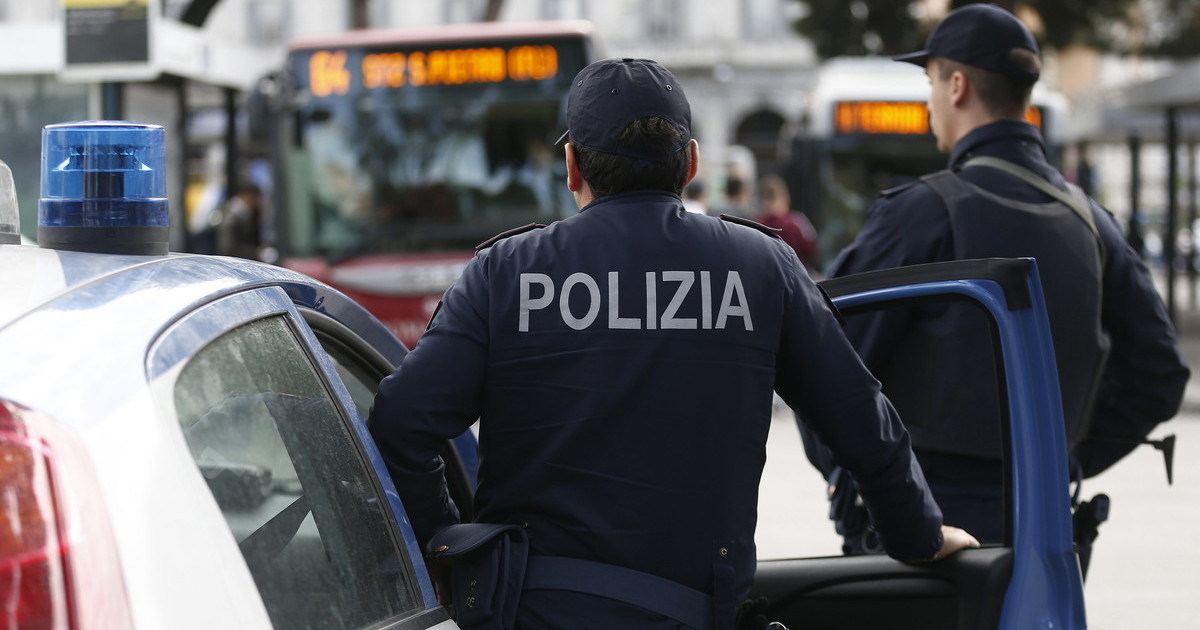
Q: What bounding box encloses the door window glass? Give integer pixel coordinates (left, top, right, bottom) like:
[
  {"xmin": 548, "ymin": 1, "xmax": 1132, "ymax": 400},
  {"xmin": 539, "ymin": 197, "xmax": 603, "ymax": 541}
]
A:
[{"xmin": 173, "ymin": 315, "xmax": 418, "ymax": 629}]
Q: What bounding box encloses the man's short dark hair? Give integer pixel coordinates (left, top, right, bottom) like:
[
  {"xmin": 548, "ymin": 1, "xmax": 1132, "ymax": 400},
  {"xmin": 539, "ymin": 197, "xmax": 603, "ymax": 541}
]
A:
[
  {"xmin": 938, "ymin": 50, "xmax": 1039, "ymax": 119},
  {"xmin": 571, "ymin": 117, "xmax": 691, "ymax": 199}
]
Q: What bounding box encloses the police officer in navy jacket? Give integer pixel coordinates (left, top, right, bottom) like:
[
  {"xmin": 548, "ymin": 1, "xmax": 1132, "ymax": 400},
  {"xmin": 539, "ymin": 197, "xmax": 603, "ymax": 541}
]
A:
[
  {"xmin": 369, "ymin": 57, "xmax": 977, "ymax": 630},
  {"xmin": 806, "ymin": 4, "xmax": 1189, "ymax": 550}
]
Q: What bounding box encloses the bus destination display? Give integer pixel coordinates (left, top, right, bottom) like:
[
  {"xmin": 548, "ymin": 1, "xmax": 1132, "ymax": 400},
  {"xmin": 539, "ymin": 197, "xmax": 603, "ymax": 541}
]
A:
[
  {"xmin": 835, "ymin": 101, "xmax": 1043, "ymax": 135},
  {"xmin": 308, "ymin": 44, "xmax": 560, "ymax": 97}
]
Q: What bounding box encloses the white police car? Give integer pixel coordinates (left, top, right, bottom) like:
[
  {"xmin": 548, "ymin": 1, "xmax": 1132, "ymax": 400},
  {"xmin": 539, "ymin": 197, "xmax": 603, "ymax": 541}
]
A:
[{"xmin": 0, "ymin": 122, "xmax": 462, "ymax": 629}]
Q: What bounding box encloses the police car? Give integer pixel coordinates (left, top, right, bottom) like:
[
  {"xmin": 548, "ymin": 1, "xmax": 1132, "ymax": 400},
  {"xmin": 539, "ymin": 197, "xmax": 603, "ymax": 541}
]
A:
[
  {"xmin": 0, "ymin": 122, "xmax": 470, "ymax": 629},
  {"xmin": 1, "ymin": 121, "xmax": 1083, "ymax": 629}
]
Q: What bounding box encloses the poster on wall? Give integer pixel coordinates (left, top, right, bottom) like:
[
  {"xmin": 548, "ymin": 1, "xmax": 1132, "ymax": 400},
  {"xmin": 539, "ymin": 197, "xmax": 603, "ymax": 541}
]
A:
[{"xmin": 65, "ymin": 0, "xmax": 150, "ymax": 65}]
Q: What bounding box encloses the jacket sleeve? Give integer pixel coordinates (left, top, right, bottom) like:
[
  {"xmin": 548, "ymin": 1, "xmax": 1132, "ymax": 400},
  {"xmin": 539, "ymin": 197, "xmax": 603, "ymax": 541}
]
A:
[
  {"xmin": 775, "ymin": 246, "xmax": 943, "ymax": 561},
  {"xmin": 367, "ymin": 255, "xmax": 491, "ymax": 546},
  {"xmin": 1074, "ymin": 205, "xmax": 1191, "ymax": 478}
]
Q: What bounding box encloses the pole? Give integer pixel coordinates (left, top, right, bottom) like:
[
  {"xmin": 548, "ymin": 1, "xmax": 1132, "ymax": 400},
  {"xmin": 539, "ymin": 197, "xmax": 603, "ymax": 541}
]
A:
[
  {"xmin": 350, "ymin": 0, "xmax": 370, "ymax": 28},
  {"xmin": 1165, "ymin": 107, "xmax": 1178, "ymax": 325},
  {"xmin": 1129, "ymin": 134, "xmax": 1144, "ymax": 258},
  {"xmin": 176, "ymin": 79, "xmax": 192, "ymax": 252},
  {"xmin": 1189, "ymin": 141, "xmax": 1198, "ymax": 311},
  {"xmin": 224, "ymin": 86, "xmax": 239, "ymax": 204},
  {"xmin": 101, "ymin": 82, "xmax": 123, "ymax": 120}
]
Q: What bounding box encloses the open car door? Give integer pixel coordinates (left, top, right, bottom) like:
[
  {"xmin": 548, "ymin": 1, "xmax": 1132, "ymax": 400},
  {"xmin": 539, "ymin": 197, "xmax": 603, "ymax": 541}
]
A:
[{"xmin": 752, "ymin": 258, "xmax": 1086, "ymax": 630}]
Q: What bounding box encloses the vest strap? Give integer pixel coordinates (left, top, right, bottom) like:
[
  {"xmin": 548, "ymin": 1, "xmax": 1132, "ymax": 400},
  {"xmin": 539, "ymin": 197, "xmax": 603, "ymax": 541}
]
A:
[{"xmin": 960, "ymin": 156, "xmax": 1107, "ymax": 268}]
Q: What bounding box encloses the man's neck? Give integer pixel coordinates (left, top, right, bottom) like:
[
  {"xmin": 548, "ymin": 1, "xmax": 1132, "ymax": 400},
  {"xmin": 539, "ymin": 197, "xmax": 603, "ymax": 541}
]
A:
[{"xmin": 574, "ymin": 182, "xmax": 596, "ymax": 209}]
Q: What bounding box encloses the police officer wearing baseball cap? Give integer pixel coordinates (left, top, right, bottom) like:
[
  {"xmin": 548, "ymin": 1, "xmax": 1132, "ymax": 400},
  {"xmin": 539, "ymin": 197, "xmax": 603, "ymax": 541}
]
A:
[
  {"xmin": 370, "ymin": 57, "xmax": 977, "ymax": 630},
  {"xmin": 804, "ymin": 4, "xmax": 1189, "ymax": 555}
]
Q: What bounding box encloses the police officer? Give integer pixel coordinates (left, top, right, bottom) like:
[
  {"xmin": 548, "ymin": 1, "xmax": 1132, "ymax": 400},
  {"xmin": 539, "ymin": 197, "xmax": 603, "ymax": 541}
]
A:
[
  {"xmin": 368, "ymin": 58, "xmax": 978, "ymax": 630},
  {"xmin": 806, "ymin": 4, "xmax": 1190, "ymax": 550}
]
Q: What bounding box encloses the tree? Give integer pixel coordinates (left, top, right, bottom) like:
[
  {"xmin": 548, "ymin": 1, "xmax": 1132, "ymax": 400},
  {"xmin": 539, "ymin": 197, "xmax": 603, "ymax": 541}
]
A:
[
  {"xmin": 794, "ymin": 0, "xmax": 924, "ymax": 59},
  {"xmin": 792, "ymin": 0, "xmax": 1200, "ymax": 60}
]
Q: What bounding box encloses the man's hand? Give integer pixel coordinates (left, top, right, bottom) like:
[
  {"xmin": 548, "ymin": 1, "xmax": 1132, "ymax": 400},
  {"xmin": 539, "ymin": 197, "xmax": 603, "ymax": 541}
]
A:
[
  {"xmin": 932, "ymin": 525, "xmax": 980, "ymax": 560},
  {"xmin": 907, "ymin": 525, "xmax": 980, "ymax": 563}
]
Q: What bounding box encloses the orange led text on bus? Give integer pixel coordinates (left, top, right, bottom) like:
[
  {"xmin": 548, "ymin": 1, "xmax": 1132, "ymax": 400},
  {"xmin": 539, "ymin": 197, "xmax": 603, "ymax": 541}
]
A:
[
  {"xmin": 309, "ymin": 50, "xmax": 352, "ymax": 97},
  {"xmin": 310, "ymin": 45, "xmax": 559, "ymax": 95},
  {"xmin": 836, "ymin": 102, "xmax": 929, "ymax": 135},
  {"xmin": 835, "ymin": 101, "xmax": 1044, "ymax": 135}
]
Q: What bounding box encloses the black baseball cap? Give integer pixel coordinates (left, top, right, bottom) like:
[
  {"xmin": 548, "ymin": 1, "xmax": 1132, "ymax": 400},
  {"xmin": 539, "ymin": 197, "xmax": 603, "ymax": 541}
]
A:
[
  {"xmin": 556, "ymin": 58, "xmax": 692, "ymax": 162},
  {"xmin": 893, "ymin": 3, "xmax": 1040, "ymax": 85}
]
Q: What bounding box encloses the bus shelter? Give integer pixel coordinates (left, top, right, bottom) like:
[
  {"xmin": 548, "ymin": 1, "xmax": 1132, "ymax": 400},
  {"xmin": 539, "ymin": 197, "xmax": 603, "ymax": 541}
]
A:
[{"xmin": 1064, "ymin": 60, "xmax": 1200, "ymax": 324}]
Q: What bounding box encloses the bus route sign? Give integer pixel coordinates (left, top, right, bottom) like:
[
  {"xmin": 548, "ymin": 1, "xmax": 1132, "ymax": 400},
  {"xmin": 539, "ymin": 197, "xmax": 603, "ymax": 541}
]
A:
[{"xmin": 308, "ymin": 44, "xmax": 560, "ymax": 97}]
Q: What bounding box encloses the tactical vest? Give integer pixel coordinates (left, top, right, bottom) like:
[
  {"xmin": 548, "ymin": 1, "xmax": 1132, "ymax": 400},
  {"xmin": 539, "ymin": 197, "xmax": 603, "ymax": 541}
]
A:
[{"xmin": 880, "ymin": 157, "xmax": 1110, "ymax": 460}]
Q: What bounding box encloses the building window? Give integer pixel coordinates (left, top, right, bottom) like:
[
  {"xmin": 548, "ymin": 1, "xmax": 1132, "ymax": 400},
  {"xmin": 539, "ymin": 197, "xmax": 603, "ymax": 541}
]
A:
[
  {"xmin": 247, "ymin": 0, "xmax": 289, "ymax": 46},
  {"xmin": 645, "ymin": 0, "xmax": 680, "ymax": 39},
  {"xmin": 543, "ymin": 0, "xmax": 586, "ymax": 20},
  {"xmin": 743, "ymin": 0, "xmax": 788, "ymax": 40},
  {"xmin": 444, "ymin": 0, "xmax": 486, "ymax": 23},
  {"xmin": 162, "ymin": 0, "xmax": 188, "ymax": 20}
]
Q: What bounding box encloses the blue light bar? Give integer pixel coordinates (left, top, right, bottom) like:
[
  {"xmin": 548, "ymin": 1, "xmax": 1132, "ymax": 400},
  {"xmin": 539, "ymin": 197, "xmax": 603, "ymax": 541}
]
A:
[{"xmin": 38, "ymin": 121, "xmax": 169, "ymax": 255}]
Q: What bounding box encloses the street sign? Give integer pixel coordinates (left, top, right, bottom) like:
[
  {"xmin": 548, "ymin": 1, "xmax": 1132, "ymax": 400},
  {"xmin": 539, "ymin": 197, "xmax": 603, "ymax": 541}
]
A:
[{"xmin": 65, "ymin": 0, "xmax": 150, "ymax": 65}]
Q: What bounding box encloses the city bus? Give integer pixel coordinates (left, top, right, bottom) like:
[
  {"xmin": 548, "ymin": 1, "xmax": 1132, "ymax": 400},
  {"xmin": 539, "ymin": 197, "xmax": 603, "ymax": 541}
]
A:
[
  {"xmin": 255, "ymin": 21, "xmax": 596, "ymax": 347},
  {"xmin": 789, "ymin": 57, "xmax": 1067, "ymax": 265}
]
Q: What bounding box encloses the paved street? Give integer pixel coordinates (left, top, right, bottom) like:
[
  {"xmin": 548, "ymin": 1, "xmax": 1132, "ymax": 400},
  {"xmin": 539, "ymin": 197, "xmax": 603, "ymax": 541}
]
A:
[{"xmin": 756, "ymin": 383, "xmax": 1200, "ymax": 628}]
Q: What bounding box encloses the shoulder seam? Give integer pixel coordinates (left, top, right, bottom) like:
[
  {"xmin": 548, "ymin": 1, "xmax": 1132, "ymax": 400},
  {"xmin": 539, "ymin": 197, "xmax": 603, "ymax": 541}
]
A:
[
  {"xmin": 719, "ymin": 214, "xmax": 781, "ymax": 239},
  {"xmin": 475, "ymin": 223, "xmax": 547, "ymax": 251}
]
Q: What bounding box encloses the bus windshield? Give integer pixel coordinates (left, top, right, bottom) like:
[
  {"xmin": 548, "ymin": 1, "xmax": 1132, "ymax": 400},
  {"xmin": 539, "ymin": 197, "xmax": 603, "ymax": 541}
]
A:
[{"xmin": 280, "ymin": 30, "xmax": 590, "ymax": 261}]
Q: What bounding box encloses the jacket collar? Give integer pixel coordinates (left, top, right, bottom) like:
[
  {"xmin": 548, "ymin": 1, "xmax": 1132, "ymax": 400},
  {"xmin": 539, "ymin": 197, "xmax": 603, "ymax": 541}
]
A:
[
  {"xmin": 948, "ymin": 120, "xmax": 1047, "ymax": 170},
  {"xmin": 579, "ymin": 190, "xmax": 683, "ymax": 213}
]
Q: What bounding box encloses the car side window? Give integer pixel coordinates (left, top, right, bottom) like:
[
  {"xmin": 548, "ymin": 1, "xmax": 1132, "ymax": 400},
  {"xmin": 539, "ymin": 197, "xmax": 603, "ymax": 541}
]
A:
[{"xmin": 172, "ymin": 315, "xmax": 420, "ymax": 629}]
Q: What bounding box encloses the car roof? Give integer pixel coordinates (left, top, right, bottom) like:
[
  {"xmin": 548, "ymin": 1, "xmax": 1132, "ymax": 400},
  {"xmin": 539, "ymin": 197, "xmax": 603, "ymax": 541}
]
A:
[
  {"xmin": 0, "ymin": 244, "xmax": 400, "ymax": 427},
  {"xmin": 0, "ymin": 246, "xmax": 316, "ymax": 326}
]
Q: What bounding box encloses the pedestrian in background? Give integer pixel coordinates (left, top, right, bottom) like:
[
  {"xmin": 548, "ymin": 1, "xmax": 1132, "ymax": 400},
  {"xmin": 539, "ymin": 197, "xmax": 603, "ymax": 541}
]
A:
[
  {"xmin": 368, "ymin": 57, "xmax": 976, "ymax": 630},
  {"xmin": 682, "ymin": 179, "xmax": 708, "ymax": 214},
  {"xmin": 719, "ymin": 173, "xmax": 754, "ymax": 217},
  {"xmin": 756, "ymin": 174, "xmax": 820, "ymax": 272},
  {"xmin": 215, "ymin": 183, "xmax": 264, "ymax": 260},
  {"xmin": 801, "ymin": 3, "xmax": 1189, "ymax": 556}
]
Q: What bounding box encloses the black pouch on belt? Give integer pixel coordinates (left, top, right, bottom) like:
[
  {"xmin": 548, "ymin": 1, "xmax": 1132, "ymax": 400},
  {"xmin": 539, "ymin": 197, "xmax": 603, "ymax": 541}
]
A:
[{"xmin": 425, "ymin": 523, "xmax": 529, "ymax": 630}]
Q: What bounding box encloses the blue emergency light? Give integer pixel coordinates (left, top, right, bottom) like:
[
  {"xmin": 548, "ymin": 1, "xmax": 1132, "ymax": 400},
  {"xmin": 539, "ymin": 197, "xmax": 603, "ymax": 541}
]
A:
[{"xmin": 38, "ymin": 121, "xmax": 169, "ymax": 255}]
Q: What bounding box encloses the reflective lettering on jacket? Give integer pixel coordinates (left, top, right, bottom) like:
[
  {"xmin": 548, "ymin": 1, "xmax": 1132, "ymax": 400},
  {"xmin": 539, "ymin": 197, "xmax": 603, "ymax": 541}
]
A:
[{"xmin": 518, "ymin": 270, "xmax": 753, "ymax": 332}]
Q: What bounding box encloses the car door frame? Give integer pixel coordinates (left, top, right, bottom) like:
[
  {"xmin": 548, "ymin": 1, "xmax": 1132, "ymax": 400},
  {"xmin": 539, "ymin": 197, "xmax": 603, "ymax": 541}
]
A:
[
  {"xmin": 752, "ymin": 258, "xmax": 1085, "ymax": 630},
  {"xmin": 147, "ymin": 284, "xmax": 452, "ymax": 627}
]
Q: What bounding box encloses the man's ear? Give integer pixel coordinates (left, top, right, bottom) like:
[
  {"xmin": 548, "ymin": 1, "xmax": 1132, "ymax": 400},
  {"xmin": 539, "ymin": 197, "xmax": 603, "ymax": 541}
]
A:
[
  {"xmin": 565, "ymin": 143, "xmax": 582, "ymax": 192},
  {"xmin": 949, "ymin": 69, "xmax": 969, "ymax": 106},
  {"xmin": 685, "ymin": 140, "xmax": 700, "ymax": 186}
]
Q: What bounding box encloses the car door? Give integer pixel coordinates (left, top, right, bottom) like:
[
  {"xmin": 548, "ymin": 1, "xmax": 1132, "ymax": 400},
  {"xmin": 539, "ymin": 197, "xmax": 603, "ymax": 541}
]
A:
[
  {"xmin": 297, "ymin": 306, "xmax": 480, "ymax": 521},
  {"xmin": 148, "ymin": 286, "xmax": 455, "ymax": 629},
  {"xmin": 751, "ymin": 259, "xmax": 1085, "ymax": 630}
]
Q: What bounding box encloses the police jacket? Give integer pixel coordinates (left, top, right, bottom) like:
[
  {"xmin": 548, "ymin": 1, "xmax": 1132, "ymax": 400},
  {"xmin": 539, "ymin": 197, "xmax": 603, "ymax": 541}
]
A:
[
  {"xmin": 830, "ymin": 120, "xmax": 1190, "ymax": 477},
  {"xmin": 369, "ymin": 190, "xmax": 943, "ymax": 626}
]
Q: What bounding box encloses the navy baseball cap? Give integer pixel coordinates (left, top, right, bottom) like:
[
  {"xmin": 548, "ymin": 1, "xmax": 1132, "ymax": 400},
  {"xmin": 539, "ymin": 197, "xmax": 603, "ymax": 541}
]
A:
[
  {"xmin": 893, "ymin": 3, "xmax": 1040, "ymax": 85},
  {"xmin": 557, "ymin": 58, "xmax": 692, "ymax": 162}
]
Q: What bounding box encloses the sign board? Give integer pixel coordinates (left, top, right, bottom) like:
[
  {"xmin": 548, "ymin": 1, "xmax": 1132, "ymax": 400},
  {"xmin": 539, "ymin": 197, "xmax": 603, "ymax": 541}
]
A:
[
  {"xmin": 833, "ymin": 101, "xmax": 1044, "ymax": 136},
  {"xmin": 65, "ymin": 0, "xmax": 150, "ymax": 65},
  {"xmin": 305, "ymin": 44, "xmax": 562, "ymax": 97}
]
